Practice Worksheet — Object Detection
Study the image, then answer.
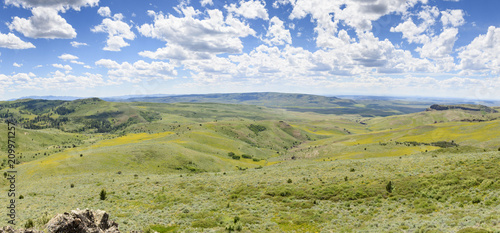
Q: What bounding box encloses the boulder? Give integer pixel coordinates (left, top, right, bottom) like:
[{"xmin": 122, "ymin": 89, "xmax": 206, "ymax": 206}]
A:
[{"xmin": 45, "ymin": 209, "xmax": 120, "ymax": 233}]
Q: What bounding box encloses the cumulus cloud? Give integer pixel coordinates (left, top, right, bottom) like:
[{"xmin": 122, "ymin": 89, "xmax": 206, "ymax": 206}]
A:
[
  {"xmin": 288, "ymin": 0, "xmax": 426, "ymax": 39},
  {"xmin": 8, "ymin": 7, "xmax": 77, "ymax": 39},
  {"xmin": 139, "ymin": 44, "xmax": 212, "ymax": 60},
  {"xmin": 53, "ymin": 63, "xmax": 73, "ymax": 71},
  {"xmin": 58, "ymin": 53, "xmax": 79, "ymax": 60},
  {"xmin": 71, "ymin": 41, "xmax": 88, "ymax": 47},
  {"xmin": 71, "ymin": 60, "xmax": 85, "ymax": 65},
  {"xmin": 0, "ymin": 33, "xmax": 35, "ymax": 49},
  {"xmin": 200, "ymin": 0, "xmax": 213, "ymax": 7},
  {"xmin": 13, "ymin": 63, "xmax": 22, "ymax": 67},
  {"xmin": 441, "ymin": 9, "xmax": 465, "ymax": 28},
  {"xmin": 225, "ymin": 0, "xmax": 269, "ymax": 20},
  {"xmin": 98, "ymin": 6, "xmax": 111, "ymax": 17},
  {"xmin": 138, "ymin": 6, "xmax": 255, "ymax": 59},
  {"xmin": 458, "ymin": 26, "xmax": 500, "ymax": 74},
  {"xmin": 418, "ymin": 28, "xmax": 458, "ymax": 60},
  {"xmin": 92, "ymin": 13, "xmax": 136, "ymax": 51},
  {"xmin": 8, "ymin": 71, "xmax": 105, "ymax": 90},
  {"xmin": 4, "ymin": 0, "xmax": 99, "ymax": 11},
  {"xmin": 263, "ymin": 16, "xmax": 292, "ymax": 46},
  {"xmin": 95, "ymin": 59, "xmax": 178, "ymax": 82}
]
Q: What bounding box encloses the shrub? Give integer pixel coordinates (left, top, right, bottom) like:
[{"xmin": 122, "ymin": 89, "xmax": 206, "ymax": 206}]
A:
[
  {"xmin": 242, "ymin": 154, "xmax": 252, "ymax": 159},
  {"xmin": 287, "ymin": 178, "xmax": 292, "ymax": 183},
  {"xmin": 70, "ymin": 184, "xmax": 74, "ymax": 188},
  {"xmin": 228, "ymin": 152, "xmax": 235, "ymax": 157},
  {"xmin": 19, "ymin": 195, "xmax": 24, "ymax": 199},
  {"xmin": 24, "ymin": 219, "xmax": 34, "ymax": 229},
  {"xmin": 100, "ymin": 189, "xmax": 107, "ymax": 200},
  {"xmin": 252, "ymin": 158, "xmax": 260, "ymax": 162},
  {"xmin": 231, "ymin": 155, "xmax": 240, "ymax": 160},
  {"xmin": 248, "ymin": 124, "xmax": 266, "ymax": 134},
  {"xmin": 386, "ymin": 181, "xmax": 393, "ymax": 193},
  {"xmin": 36, "ymin": 212, "xmax": 51, "ymax": 227}
]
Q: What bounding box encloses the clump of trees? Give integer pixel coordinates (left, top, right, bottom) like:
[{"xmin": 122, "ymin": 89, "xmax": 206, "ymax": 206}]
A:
[{"xmin": 248, "ymin": 124, "xmax": 266, "ymax": 134}]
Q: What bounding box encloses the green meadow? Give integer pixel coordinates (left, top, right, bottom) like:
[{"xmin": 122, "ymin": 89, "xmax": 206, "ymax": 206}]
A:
[{"xmin": 0, "ymin": 95, "xmax": 499, "ymax": 232}]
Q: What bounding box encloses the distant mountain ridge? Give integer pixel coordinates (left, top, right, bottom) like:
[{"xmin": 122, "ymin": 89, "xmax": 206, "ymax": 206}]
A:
[{"xmin": 109, "ymin": 92, "xmax": 356, "ymax": 108}]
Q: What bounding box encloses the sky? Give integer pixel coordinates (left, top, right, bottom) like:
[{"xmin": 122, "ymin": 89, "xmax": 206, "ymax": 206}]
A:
[{"xmin": 0, "ymin": 0, "xmax": 500, "ymax": 100}]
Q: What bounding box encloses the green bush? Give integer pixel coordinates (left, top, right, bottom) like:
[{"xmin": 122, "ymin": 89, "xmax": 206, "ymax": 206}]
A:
[
  {"xmin": 24, "ymin": 219, "xmax": 34, "ymax": 229},
  {"xmin": 100, "ymin": 189, "xmax": 107, "ymax": 200},
  {"xmin": 386, "ymin": 181, "xmax": 393, "ymax": 193},
  {"xmin": 231, "ymin": 155, "xmax": 240, "ymax": 160},
  {"xmin": 242, "ymin": 154, "xmax": 252, "ymax": 159},
  {"xmin": 248, "ymin": 124, "xmax": 266, "ymax": 134},
  {"xmin": 228, "ymin": 152, "xmax": 235, "ymax": 157}
]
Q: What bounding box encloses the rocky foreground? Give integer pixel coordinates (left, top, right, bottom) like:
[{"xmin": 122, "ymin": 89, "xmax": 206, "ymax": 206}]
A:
[{"xmin": 0, "ymin": 209, "xmax": 132, "ymax": 233}]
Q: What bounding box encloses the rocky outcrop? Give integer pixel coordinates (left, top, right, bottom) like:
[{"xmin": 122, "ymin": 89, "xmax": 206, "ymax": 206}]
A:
[
  {"xmin": 46, "ymin": 209, "xmax": 120, "ymax": 233},
  {"xmin": 1, "ymin": 209, "xmax": 121, "ymax": 233}
]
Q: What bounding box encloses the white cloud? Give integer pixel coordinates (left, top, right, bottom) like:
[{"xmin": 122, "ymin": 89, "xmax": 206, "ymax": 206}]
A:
[
  {"xmin": 95, "ymin": 59, "xmax": 178, "ymax": 82},
  {"xmin": 417, "ymin": 28, "xmax": 458, "ymax": 59},
  {"xmin": 8, "ymin": 7, "xmax": 77, "ymax": 39},
  {"xmin": 139, "ymin": 44, "xmax": 211, "ymax": 60},
  {"xmin": 92, "ymin": 13, "xmax": 136, "ymax": 51},
  {"xmin": 283, "ymin": 0, "xmax": 428, "ymax": 49},
  {"xmin": 95, "ymin": 59, "xmax": 120, "ymax": 69},
  {"xmin": 225, "ymin": 0, "xmax": 269, "ymax": 20},
  {"xmin": 458, "ymin": 26, "xmax": 500, "ymax": 74},
  {"xmin": 58, "ymin": 53, "xmax": 79, "ymax": 60},
  {"xmin": 98, "ymin": 6, "xmax": 111, "ymax": 17},
  {"xmin": 53, "ymin": 63, "xmax": 73, "ymax": 71},
  {"xmin": 84, "ymin": 65, "xmax": 92, "ymax": 69},
  {"xmin": 390, "ymin": 5, "xmax": 440, "ymax": 44},
  {"xmin": 138, "ymin": 6, "xmax": 255, "ymax": 58},
  {"xmin": 4, "ymin": 0, "xmax": 99, "ymax": 11},
  {"xmin": 71, "ymin": 41, "xmax": 88, "ymax": 47},
  {"xmin": 71, "ymin": 60, "xmax": 85, "ymax": 65},
  {"xmin": 0, "ymin": 33, "xmax": 35, "ymax": 49},
  {"xmin": 200, "ymin": 0, "xmax": 213, "ymax": 7},
  {"xmin": 13, "ymin": 63, "xmax": 22, "ymax": 67},
  {"xmin": 441, "ymin": 9, "xmax": 465, "ymax": 28},
  {"xmin": 263, "ymin": 16, "xmax": 292, "ymax": 46}
]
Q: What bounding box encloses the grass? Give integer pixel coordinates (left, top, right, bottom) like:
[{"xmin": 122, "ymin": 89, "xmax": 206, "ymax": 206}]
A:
[
  {"xmin": 2, "ymin": 151, "xmax": 499, "ymax": 232},
  {"xmin": 0, "ymin": 99, "xmax": 499, "ymax": 232}
]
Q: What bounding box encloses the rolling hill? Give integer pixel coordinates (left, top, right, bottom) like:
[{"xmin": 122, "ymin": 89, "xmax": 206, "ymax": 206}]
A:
[{"xmin": 0, "ymin": 95, "xmax": 499, "ymax": 232}]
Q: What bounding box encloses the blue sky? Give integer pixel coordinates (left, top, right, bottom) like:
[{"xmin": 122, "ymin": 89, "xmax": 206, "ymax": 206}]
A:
[{"xmin": 0, "ymin": 0, "xmax": 499, "ymax": 100}]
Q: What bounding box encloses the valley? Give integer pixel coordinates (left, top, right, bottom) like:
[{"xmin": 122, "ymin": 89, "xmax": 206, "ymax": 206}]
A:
[{"xmin": 0, "ymin": 93, "xmax": 499, "ymax": 232}]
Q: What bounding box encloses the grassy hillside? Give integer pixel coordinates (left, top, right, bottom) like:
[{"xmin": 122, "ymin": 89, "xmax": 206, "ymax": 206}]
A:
[
  {"xmin": 0, "ymin": 97, "xmax": 499, "ymax": 232},
  {"xmin": 2, "ymin": 151, "xmax": 499, "ymax": 232}
]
